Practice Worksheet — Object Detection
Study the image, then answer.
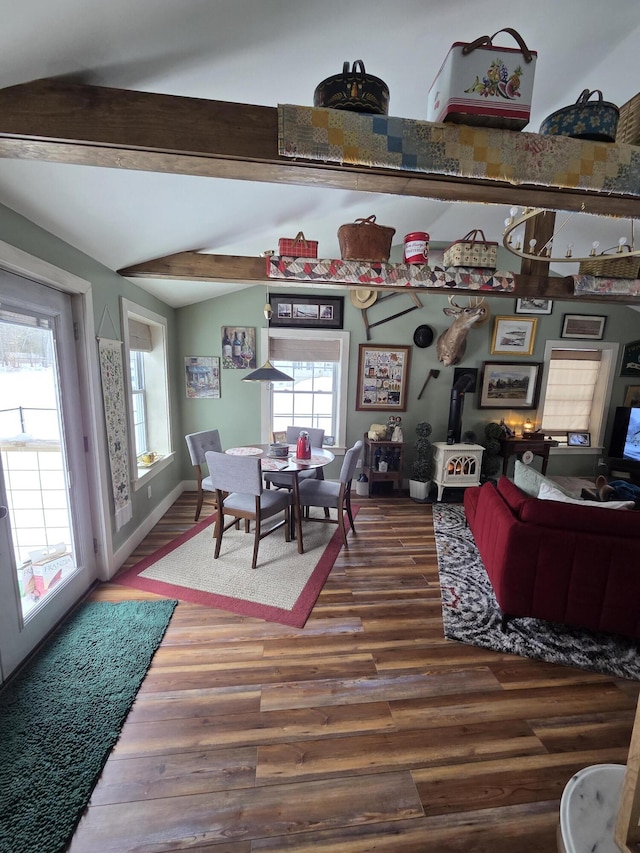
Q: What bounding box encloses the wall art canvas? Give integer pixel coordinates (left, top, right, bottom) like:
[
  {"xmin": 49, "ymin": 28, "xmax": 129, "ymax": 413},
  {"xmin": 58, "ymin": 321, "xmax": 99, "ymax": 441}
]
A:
[
  {"xmin": 479, "ymin": 362, "xmax": 542, "ymax": 409},
  {"xmin": 221, "ymin": 327, "xmax": 257, "ymax": 369},
  {"xmin": 185, "ymin": 357, "xmax": 220, "ymax": 398},
  {"xmin": 356, "ymin": 345, "xmax": 411, "ymax": 411}
]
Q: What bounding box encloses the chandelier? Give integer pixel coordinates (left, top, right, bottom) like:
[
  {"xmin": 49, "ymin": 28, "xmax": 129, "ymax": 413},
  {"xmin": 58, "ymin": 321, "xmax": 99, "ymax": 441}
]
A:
[{"xmin": 502, "ymin": 207, "xmax": 639, "ymax": 264}]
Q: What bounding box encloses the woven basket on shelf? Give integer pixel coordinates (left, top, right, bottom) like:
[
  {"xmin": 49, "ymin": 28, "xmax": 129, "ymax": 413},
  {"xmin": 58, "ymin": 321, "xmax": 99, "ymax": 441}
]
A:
[
  {"xmin": 616, "ymin": 92, "xmax": 640, "ymax": 146},
  {"xmin": 578, "ymin": 245, "xmax": 640, "ymax": 279}
]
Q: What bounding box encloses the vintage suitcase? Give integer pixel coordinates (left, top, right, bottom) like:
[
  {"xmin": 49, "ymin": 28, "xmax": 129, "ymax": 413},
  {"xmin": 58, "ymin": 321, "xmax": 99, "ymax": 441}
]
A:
[
  {"xmin": 427, "ymin": 28, "xmax": 537, "ymax": 130},
  {"xmin": 278, "ymin": 231, "xmax": 318, "ymax": 258},
  {"xmin": 443, "ymin": 229, "xmax": 498, "ymax": 268},
  {"xmin": 578, "ymin": 245, "xmax": 640, "ymax": 279},
  {"xmin": 338, "ymin": 215, "xmax": 396, "ymax": 262},
  {"xmin": 539, "ymin": 89, "xmax": 619, "ymax": 142}
]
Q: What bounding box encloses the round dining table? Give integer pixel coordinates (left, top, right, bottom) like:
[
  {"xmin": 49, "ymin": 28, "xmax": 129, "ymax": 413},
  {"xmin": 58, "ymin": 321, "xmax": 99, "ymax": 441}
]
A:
[{"xmin": 224, "ymin": 444, "xmax": 335, "ymax": 553}]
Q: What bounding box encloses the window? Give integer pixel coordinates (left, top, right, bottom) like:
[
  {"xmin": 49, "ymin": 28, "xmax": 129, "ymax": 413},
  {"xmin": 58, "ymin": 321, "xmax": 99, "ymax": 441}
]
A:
[
  {"xmin": 260, "ymin": 329, "xmax": 350, "ymax": 449},
  {"xmin": 121, "ymin": 299, "xmax": 172, "ymax": 486},
  {"xmin": 538, "ymin": 340, "xmax": 618, "ymax": 448}
]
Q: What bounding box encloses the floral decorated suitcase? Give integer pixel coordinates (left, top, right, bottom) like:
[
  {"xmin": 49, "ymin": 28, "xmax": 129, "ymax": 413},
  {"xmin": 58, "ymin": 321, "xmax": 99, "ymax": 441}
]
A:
[
  {"xmin": 427, "ymin": 28, "xmax": 537, "ymax": 131},
  {"xmin": 443, "ymin": 229, "xmax": 498, "ymax": 268}
]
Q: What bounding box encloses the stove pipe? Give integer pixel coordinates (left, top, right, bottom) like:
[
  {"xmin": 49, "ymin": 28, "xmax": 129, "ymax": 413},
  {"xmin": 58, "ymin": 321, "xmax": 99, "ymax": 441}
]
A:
[{"xmin": 447, "ymin": 373, "xmax": 476, "ymax": 444}]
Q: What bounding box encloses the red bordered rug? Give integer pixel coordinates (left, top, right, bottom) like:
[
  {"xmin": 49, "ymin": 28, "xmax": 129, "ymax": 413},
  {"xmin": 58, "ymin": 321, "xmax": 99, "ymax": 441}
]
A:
[{"xmin": 114, "ymin": 509, "xmax": 357, "ymax": 628}]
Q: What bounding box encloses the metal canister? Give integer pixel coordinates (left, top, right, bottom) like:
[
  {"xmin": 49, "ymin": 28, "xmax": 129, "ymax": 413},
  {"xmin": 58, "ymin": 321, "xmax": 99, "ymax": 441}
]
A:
[{"xmin": 403, "ymin": 232, "xmax": 430, "ymax": 264}]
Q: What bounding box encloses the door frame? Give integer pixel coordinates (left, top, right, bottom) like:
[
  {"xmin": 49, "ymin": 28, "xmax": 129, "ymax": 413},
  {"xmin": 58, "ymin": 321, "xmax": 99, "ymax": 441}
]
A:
[{"xmin": 0, "ymin": 239, "xmax": 112, "ymax": 578}]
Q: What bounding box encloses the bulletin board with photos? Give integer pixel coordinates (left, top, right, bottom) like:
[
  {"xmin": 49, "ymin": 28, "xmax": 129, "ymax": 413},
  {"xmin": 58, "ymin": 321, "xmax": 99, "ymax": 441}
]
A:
[{"xmin": 269, "ymin": 293, "xmax": 344, "ymax": 330}]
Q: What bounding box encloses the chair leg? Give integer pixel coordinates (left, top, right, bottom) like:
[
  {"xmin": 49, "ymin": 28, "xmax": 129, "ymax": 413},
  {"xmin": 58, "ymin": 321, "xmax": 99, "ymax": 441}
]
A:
[
  {"xmin": 345, "ymin": 492, "xmax": 356, "ymax": 534},
  {"xmin": 251, "ymin": 516, "xmax": 261, "ymax": 569},
  {"xmin": 194, "ymin": 488, "xmax": 204, "ymax": 522},
  {"xmin": 338, "ymin": 508, "xmax": 348, "ymax": 547},
  {"xmin": 213, "ymin": 510, "xmax": 224, "ymax": 558}
]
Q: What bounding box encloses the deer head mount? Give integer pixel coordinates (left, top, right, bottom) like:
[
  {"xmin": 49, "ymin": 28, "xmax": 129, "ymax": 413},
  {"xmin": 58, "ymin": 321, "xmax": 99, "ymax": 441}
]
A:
[{"xmin": 436, "ymin": 295, "xmax": 488, "ymax": 367}]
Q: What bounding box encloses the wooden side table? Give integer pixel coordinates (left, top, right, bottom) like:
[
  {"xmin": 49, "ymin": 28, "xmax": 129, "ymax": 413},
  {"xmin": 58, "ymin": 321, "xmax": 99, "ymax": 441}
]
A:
[
  {"xmin": 499, "ymin": 436, "xmax": 559, "ymax": 475},
  {"xmin": 362, "ymin": 434, "xmax": 404, "ymax": 495}
]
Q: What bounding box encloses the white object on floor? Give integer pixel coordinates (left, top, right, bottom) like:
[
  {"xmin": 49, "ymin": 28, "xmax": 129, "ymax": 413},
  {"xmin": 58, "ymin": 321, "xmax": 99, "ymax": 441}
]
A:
[{"xmin": 558, "ymin": 763, "xmax": 625, "ymax": 853}]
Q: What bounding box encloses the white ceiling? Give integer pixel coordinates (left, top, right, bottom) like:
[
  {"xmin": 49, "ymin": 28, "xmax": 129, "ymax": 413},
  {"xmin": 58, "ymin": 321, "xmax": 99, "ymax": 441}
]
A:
[{"xmin": 1, "ymin": 0, "xmax": 638, "ymax": 307}]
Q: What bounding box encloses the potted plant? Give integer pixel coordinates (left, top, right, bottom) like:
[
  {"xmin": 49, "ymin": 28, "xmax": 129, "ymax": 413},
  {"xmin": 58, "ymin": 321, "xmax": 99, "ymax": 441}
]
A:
[{"xmin": 409, "ymin": 421, "xmax": 433, "ymax": 502}]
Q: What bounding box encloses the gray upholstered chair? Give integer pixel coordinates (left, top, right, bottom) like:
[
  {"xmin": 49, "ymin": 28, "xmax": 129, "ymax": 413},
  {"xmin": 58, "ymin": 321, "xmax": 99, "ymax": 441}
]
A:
[
  {"xmin": 185, "ymin": 429, "xmax": 222, "ymax": 521},
  {"xmin": 297, "ymin": 440, "xmax": 363, "ymax": 546},
  {"xmin": 205, "ymin": 450, "xmax": 292, "ymax": 569},
  {"xmin": 263, "ymin": 426, "xmax": 325, "ymax": 491}
]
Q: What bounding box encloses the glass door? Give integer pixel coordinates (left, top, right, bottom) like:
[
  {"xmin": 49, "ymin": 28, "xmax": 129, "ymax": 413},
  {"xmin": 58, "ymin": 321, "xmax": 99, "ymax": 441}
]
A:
[{"xmin": 0, "ymin": 272, "xmax": 96, "ymax": 681}]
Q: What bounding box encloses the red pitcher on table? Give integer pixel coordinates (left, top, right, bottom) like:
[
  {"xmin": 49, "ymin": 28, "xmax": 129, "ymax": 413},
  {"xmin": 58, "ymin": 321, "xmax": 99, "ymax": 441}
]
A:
[{"xmin": 296, "ymin": 430, "xmax": 311, "ymax": 460}]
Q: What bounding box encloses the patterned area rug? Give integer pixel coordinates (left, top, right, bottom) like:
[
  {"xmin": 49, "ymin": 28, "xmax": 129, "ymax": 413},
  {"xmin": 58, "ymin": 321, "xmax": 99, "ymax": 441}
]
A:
[
  {"xmin": 115, "ymin": 509, "xmax": 354, "ymax": 628},
  {"xmin": 432, "ymin": 504, "xmax": 640, "ymax": 681}
]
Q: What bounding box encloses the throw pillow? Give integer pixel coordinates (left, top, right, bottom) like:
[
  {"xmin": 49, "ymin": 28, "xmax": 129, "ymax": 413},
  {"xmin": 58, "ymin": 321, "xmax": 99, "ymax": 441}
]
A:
[
  {"xmin": 537, "ymin": 481, "xmax": 635, "ymax": 510},
  {"xmin": 513, "ymin": 460, "xmax": 572, "ymax": 498}
]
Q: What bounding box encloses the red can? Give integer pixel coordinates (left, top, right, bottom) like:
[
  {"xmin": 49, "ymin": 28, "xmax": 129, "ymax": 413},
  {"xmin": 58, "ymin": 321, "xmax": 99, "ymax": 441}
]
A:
[{"xmin": 403, "ymin": 232, "xmax": 430, "ymax": 264}]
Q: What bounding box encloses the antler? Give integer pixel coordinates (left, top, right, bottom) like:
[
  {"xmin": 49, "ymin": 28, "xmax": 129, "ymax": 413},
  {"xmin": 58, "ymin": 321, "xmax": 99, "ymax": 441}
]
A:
[{"xmin": 447, "ymin": 294, "xmax": 486, "ymax": 309}]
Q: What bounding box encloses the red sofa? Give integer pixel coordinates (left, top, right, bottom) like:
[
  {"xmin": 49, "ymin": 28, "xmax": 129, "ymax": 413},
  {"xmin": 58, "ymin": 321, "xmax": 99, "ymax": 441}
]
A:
[{"xmin": 463, "ymin": 477, "xmax": 640, "ymax": 640}]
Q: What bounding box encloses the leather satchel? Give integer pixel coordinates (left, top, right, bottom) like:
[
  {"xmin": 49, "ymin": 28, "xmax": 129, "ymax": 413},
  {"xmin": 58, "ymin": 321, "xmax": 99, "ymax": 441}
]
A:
[{"xmin": 338, "ymin": 215, "xmax": 396, "ymax": 262}]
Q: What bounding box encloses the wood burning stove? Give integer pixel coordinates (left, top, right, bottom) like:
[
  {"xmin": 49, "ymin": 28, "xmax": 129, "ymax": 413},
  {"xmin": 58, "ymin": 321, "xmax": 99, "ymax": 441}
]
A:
[{"xmin": 433, "ymin": 442, "xmax": 484, "ymax": 501}]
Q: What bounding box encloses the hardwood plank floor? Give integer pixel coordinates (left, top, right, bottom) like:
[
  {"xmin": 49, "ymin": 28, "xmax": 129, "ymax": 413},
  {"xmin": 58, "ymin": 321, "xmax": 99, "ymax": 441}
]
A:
[{"xmin": 68, "ymin": 492, "xmax": 639, "ymax": 852}]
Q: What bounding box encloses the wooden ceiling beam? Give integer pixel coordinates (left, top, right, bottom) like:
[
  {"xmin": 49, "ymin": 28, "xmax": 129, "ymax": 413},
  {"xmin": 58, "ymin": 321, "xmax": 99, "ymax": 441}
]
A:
[
  {"xmin": 117, "ymin": 252, "xmax": 636, "ymax": 304},
  {"xmin": 0, "ymin": 78, "xmax": 639, "ymax": 218}
]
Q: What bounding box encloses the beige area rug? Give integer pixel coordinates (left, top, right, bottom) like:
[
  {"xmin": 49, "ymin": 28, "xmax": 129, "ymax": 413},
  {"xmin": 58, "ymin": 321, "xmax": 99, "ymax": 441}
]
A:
[{"xmin": 114, "ymin": 509, "xmax": 354, "ymax": 627}]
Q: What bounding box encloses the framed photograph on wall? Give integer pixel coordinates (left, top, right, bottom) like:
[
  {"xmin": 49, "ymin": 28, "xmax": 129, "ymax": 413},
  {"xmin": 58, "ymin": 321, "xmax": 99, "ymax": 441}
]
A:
[
  {"xmin": 515, "ymin": 298, "xmax": 553, "ymax": 315},
  {"xmin": 567, "ymin": 431, "xmax": 591, "ymax": 447},
  {"xmin": 561, "ymin": 314, "xmax": 606, "ymax": 340},
  {"xmin": 490, "ymin": 316, "xmax": 537, "ymax": 356},
  {"xmin": 185, "ymin": 356, "xmax": 220, "ymax": 398},
  {"xmin": 479, "ymin": 361, "xmax": 542, "ymax": 409},
  {"xmin": 624, "ymin": 385, "xmax": 640, "ymax": 407},
  {"xmin": 269, "ymin": 293, "xmax": 344, "ymax": 330},
  {"xmin": 620, "ymin": 340, "xmax": 640, "ymax": 377},
  {"xmin": 356, "ymin": 344, "xmax": 411, "ymax": 411}
]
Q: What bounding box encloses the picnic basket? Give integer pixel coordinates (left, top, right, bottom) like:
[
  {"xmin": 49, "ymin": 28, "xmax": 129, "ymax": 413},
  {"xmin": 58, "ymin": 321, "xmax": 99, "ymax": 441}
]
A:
[{"xmin": 578, "ymin": 245, "xmax": 640, "ymax": 279}]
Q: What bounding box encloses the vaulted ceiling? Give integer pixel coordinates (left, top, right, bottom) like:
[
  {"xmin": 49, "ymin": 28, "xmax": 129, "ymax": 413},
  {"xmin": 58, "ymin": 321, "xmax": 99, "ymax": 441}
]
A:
[{"xmin": 0, "ymin": 0, "xmax": 638, "ymax": 307}]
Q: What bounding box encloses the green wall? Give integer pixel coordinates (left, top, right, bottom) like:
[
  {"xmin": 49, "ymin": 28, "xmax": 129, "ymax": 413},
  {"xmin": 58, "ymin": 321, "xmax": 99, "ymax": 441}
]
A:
[{"xmin": 0, "ymin": 203, "xmax": 182, "ymax": 552}]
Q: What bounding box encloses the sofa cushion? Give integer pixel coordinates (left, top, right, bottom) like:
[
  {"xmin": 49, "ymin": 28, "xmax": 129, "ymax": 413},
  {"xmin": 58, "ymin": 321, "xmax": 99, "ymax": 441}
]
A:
[
  {"xmin": 513, "ymin": 459, "xmax": 572, "ymax": 498},
  {"xmin": 520, "ymin": 484, "xmax": 639, "ymax": 537},
  {"xmin": 537, "ymin": 482, "xmax": 635, "ymax": 511},
  {"xmin": 496, "ymin": 476, "xmax": 531, "ymax": 517}
]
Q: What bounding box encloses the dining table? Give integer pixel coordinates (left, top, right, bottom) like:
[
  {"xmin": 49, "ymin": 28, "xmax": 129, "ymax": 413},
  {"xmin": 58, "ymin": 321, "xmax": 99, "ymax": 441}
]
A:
[{"xmin": 224, "ymin": 444, "xmax": 335, "ymax": 553}]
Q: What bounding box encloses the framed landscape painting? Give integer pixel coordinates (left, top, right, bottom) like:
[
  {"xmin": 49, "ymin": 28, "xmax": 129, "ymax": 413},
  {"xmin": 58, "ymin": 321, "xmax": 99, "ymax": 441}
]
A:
[
  {"xmin": 515, "ymin": 298, "xmax": 553, "ymax": 315},
  {"xmin": 490, "ymin": 317, "xmax": 537, "ymax": 356},
  {"xmin": 479, "ymin": 362, "xmax": 542, "ymax": 409}
]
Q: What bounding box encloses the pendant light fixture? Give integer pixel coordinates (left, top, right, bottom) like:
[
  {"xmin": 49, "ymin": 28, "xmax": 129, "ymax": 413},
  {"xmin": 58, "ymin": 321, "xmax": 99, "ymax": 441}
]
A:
[{"xmin": 242, "ymin": 281, "xmax": 294, "ymax": 384}]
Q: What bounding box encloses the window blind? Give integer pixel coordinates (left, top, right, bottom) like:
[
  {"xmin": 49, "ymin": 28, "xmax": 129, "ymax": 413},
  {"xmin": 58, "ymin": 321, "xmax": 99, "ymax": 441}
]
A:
[
  {"xmin": 269, "ymin": 337, "xmax": 340, "ymax": 362},
  {"xmin": 541, "ymin": 349, "xmax": 601, "ymax": 432},
  {"xmin": 128, "ymin": 319, "xmax": 153, "ymax": 352}
]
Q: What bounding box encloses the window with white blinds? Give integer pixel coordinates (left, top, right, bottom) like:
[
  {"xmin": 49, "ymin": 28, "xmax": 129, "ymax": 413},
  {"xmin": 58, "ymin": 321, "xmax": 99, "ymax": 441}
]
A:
[
  {"xmin": 541, "ymin": 350, "xmax": 602, "ymax": 433},
  {"xmin": 262, "ymin": 329, "xmax": 350, "ymax": 449}
]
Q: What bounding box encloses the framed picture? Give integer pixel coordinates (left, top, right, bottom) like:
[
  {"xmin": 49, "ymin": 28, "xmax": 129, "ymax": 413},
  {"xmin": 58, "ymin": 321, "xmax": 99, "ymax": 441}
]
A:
[
  {"xmin": 479, "ymin": 362, "xmax": 542, "ymax": 409},
  {"xmin": 567, "ymin": 431, "xmax": 591, "ymax": 447},
  {"xmin": 269, "ymin": 293, "xmax": 344, "ymax": 330},
  {"xmin": 620, "ymin": 340, "xmax": 640, "ymax": 377},
  {"xmin": 184, "ymin": 356, "xmax": 220, "ymax": 398},
  {"xmin": 624, "ymin": 385, "xmax": 640, "ymax": 407},
  {"xmin": 490, "ymin": 316, "xmax": 537, "ymax": 356},
  {"xmin": 561, "ymin": 314, "xmax": 606, "ymax": 340},
  {"xmin": 221, "ymin": 326, "xmax": 257, "ymax": 369},
  {"xmin": 356, "ymin": 344, "xmax": 411, "ymax": 411},
  {"xmin": 515, "ymin": 298, "xmax": 553, "ymax": 315}
]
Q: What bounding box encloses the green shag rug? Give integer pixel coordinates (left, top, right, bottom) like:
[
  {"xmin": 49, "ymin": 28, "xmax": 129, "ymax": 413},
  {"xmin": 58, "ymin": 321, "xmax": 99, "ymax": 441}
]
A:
[{"xmin": 0, "ymin": 598, "xmax": 177, "ymax": 853}]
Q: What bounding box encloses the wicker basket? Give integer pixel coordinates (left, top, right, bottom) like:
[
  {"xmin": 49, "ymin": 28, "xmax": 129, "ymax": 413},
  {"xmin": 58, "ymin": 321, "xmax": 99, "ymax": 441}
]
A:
[
  {"xmin": 616, "ymin": 92, "xmax": 640, "ymax": 146},
  {"xmin": 337, "ymin": 215, "xmax": 395, "ymax": 262},
  {"xmin": 579, "ymin": 245, "xmax": 640, "ymax": 279}
]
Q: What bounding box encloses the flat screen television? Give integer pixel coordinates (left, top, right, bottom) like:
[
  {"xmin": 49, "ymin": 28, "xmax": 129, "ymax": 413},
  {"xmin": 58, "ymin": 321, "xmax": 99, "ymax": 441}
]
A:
[{"xmin": 608, "ymin": 406, "xmax": 640, "ymax": 467}]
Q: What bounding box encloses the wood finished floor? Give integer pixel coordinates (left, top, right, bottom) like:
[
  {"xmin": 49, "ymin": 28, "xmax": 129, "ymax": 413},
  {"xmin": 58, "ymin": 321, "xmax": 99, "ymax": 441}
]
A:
[{"xmin": 69, "ymin": 492, "xmax": 640, "ymax": 853}]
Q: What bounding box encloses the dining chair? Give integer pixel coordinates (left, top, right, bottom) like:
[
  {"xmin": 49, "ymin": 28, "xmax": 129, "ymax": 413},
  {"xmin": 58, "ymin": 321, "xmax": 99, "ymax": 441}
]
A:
[
  {"xmin": 264, "ymin": 426, "xmax": 326, "ymax": 491},
  {"xmin": 297, "ymin": 439, "xmax": 363, "ymax": 546},
  {"xmin": 185, "ymin": 429, "xmax": 222, "ymax": 521},
  {"xmin": 205, "ymin": 450, "xmax": 292, "ymax": 569}
]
